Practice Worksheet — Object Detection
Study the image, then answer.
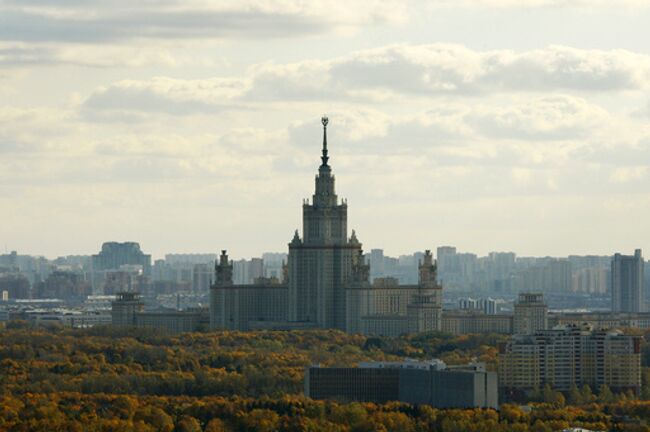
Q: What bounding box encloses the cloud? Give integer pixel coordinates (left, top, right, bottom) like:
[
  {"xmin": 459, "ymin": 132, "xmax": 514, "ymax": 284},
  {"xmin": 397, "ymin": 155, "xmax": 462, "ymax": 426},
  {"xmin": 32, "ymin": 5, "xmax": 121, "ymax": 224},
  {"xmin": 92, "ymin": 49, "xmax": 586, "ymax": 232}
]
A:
[
  {"xmin": 83, "ymin": 77, "xmax": 250, "ymax": 115},
  {"xmin": 436, "ymin": 0, "xmax": 650, "ymax": 8},
  {"xmin": 0, "ymin": 107, "xmax": 83, "ymax": 153},
  {"xmin": 0, "ymin": 42, "xmax": 192, "ymax": 68},
  {"xmin": 298, "ymin": 44, "xmax": 650, "ymax": 96},
  {"xmin": 0, "ymin": 1, "xmax": 407, "ymax": 44},
  {"xmin": 466, "ymin": 95, "xmax": 609, "ymax": 141},
  {"xmin": 81, "ymin": 44, "xmax": 650, "ymax": 116},
  {"xmin": 609, "ymin": 166, "xmax": 649, "ymax": 183}
]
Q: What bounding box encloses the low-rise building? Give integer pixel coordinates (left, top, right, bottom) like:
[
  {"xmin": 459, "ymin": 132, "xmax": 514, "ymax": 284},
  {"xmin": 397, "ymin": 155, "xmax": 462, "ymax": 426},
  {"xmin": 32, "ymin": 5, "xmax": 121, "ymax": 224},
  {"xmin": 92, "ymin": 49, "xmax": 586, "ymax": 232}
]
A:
[
  {"xmin": 305, "ymin": 359, "xmax": 497, "ymax": 409},
  {"xmin": 135, "ymin": 308, "xmax": 207, "ymax": 334},
  {"xmin": 549, "ymin": 312, "xmax": 650, "ymax": 330},
  {"xmin": 22, "ymin": 309, "xmax": 111, "ymax": 328},
  {"xmin": 442, "ymin": 311, "xmax": 513, "ymax": 335},
  {"xmin": 112, "ymin": 292, "xmax": 208, "ymax": 334}
]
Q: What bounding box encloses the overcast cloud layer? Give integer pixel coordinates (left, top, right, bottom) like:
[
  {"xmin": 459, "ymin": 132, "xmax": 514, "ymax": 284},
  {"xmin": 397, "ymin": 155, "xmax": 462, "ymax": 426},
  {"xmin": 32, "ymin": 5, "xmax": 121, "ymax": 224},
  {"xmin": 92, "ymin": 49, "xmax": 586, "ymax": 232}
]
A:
[{"xmin": 1, "ymin": 0, "xmax": 650, "ymax": 259}]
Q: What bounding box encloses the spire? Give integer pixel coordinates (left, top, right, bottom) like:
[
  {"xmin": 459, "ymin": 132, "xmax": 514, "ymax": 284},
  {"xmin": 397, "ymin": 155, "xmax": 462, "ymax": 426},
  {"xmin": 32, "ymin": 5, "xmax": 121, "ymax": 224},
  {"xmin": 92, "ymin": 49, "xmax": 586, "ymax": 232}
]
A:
[
  {"xmin": 321, "ymin": 115, "xmax": 329, "ymax": 167},
  {"xmin": 291, "ymin": 229, "xmax": 302, "ymax": 245}
]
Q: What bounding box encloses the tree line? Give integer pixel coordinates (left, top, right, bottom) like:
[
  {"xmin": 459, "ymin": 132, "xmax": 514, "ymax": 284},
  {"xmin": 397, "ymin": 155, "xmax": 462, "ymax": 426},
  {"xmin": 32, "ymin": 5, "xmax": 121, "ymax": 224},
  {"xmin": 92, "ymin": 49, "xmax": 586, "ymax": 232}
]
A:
[{"xmin": 2, "ymin": 323, "xmax": 650, "ymax": 430}]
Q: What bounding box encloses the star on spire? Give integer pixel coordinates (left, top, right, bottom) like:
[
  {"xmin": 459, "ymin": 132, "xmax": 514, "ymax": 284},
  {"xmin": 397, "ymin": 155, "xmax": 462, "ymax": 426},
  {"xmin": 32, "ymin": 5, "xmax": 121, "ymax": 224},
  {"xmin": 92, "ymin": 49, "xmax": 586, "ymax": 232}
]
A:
[{"xmin": 321, "ymin": 115, "xmax": 329, "ymax": 167}]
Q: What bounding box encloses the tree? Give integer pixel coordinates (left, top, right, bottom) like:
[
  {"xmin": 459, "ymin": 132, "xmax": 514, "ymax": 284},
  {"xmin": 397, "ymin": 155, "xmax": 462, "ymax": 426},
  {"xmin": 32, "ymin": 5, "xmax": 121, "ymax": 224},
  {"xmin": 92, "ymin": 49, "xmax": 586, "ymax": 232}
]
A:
[
  {"xmin": 175, "ymin": 416, "xmax": 201, "ymax": 432},
  {"xmin": 205, "ymin": 418, "xmax": 229, "ymax": 432},
  {"xmin": 598, "ymin": 384, "xmax": 615, "ymax": 404},
  {"xmin": 239, "ymin": 409, "xmax": 280, "ymax": 432},
  {"xmin": 542, "ymin": 384, "xmax": 555, "ymax": 404},
  {"xmin": 133, "ymin": 406, "xmax": 174, "ymax": 432},
  {"xmin": 530, "ymin": 419, "xmax": 552, "ymax": 432},
  {"xmin": 567, "ymin": 384, "xmax": 583, "ymax": 405},
  {"xmin": 580, "ymin": 384, "xmax": 594, "ymax": 404}
]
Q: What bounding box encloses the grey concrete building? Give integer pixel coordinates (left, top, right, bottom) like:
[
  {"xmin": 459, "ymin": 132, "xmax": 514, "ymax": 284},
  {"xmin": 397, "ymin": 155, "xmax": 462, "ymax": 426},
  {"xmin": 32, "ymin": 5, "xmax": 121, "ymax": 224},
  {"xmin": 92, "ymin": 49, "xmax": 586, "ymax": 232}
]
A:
[
  {"xmin": 111, "ymin": 292, "xmax": 144, "ymax": 326},
  {"xmin": 210, "ymin": 251, "xmax": 288, "ymax": 331},
  {"xmin": 135, "ymin": 308, "xmax": 207, "ymax": 334},
  {"xmin": 442, "ymin": 311, "xmax": 513, "ymax": 335},
  {"xmin": 305, "ymin": 359, "xmax": 497, "ymax": 409},
  {"xmin": 112, "ymin": 291, "xmax": 208, "ymax": 334},
  {"xmin": 92, "ymin": 242, "xmax": 151, "ymax": 276},
  {"xmin": 549, "ymin": 311, "xmax": 650, "ymax": 330},
  {"xmin": 513, "ymin": 292, "xmax": 548, "ymax": 335},
  {"xmin": 345, "ymin": 250, "xmax": 443, "ymax": 336},
  {"xmin": 612, "ymin": 249, "xmax": 645, "ymax": 313}
]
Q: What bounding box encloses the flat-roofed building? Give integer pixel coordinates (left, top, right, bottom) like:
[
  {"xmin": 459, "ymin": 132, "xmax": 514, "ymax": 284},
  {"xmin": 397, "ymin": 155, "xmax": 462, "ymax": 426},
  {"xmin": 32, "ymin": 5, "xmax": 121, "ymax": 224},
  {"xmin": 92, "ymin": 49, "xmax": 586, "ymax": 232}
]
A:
[
  {"xmin": 360, "ymin": 314, "xmax": 409, "ymax": 337},
  {"xmin": 135, "ymin": 308, "xmax": 207, "ymax": 334},
  {"xmin": 111, "ymin": 292, "xmax": 144, "ymax": 326},
  {"xmin": 612, "ymin": 249, "xmax": 645, "ymax": 313},
  {"xmin": 499, "ymin": 324, "xmax": 641, "ymax": 400},
  {"xmin": 112, "ymin": 291, "xmax": 208, "ymax": 334},
  {"xmin": 305, "ymin": 359, "xmax": 497, "ymax": 409},
  {"xmin": 513, "ymin": 292, "xmax": 548, "ymax": 335},
  {"xmin": 549, "ymin": 312, "xmax": 650, "ymax": 330},
  {"xmin": 442, "ymin": 311, "xmax": 513, "ymax": 335}
]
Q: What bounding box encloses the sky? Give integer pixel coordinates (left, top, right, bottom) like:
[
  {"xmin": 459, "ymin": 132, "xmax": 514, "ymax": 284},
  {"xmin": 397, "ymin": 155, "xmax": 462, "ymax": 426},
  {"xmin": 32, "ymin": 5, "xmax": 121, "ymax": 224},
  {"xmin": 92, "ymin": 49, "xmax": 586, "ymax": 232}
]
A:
[{"xmin": 1, "ymin": 0, "xmax": 650, "ymax": 260}]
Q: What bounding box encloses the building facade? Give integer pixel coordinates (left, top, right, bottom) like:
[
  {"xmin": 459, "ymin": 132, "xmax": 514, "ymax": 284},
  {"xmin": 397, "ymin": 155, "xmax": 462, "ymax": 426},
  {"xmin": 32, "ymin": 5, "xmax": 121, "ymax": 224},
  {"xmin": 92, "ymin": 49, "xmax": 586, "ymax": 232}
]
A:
[
  {"xmin": 549, "ymin": 311, "xmax": 650, "ymax": 330},
  {"xmin": 612, "ymin": 249, "xmax": 645, "ymax": 313},
  {"xmin": 305, "ymin": 359, "xmax": 497, "ymax": 409},
  {"xmin": 210, "ymin": 251, "xmax": 288, "ymax": 331},
  {"xmin": 499, "ymin": 325, "xmax": 641, "ymax": 400},
  {"xmin": 92, "ymin": 242, "xmax": 151, "ymax": 275},
  {"xmin": 111, "ymin": 292, "xmax": 144, "ymax": 326},
  {"xmin": 287, "ymin": 117, "xmax": 361, "ymax": 330},
  {"xmin": 210, "ymin": 118, "xmax": 443, "ymax": 335},
  {"xmin": 442, "ymin": 312, "xmax": 513, "ymax": 335},
  {"xmin": 513, "ymin": 292, "xmax": 548, "ymax": 335},
  {"xmin": 112, "ymin": 291, "xmax": 207, "ymax": 334}
]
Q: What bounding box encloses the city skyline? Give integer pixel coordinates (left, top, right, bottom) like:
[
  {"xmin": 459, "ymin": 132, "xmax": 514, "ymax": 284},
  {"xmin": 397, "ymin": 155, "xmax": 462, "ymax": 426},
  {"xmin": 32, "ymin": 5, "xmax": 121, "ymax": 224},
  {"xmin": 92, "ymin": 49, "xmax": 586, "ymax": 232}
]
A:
[{"xmin": 2, "ymin": 1, "xmax": 650, "ymax": 259}]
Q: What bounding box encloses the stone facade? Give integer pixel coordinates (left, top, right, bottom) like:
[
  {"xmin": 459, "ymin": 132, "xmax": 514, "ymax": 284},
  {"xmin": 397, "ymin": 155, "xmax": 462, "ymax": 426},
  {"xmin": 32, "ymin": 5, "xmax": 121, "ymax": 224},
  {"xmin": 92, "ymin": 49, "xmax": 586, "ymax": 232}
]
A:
[
  {"xmin": 209, "ymin": 118, "xmax": 443, "ymax": 335},
  {"xmin": 442, "ymin": 312, "xmax": 513, "ymax": 335},
  {"xmin": 210, "ymin": 250, "xmax": 288, "ymax": 331},
  {"xmin": 111, "ymin": 291, "xmax": 208, "ymax": 334},
  {"xmin": 513, "ymin": 292, "xmax": 548, "ymax": 335}
]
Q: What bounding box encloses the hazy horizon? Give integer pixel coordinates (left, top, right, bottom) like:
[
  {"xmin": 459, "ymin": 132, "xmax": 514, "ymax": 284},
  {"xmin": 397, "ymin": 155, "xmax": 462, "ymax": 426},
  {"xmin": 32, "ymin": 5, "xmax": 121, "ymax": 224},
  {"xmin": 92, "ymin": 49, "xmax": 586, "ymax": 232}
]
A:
[{"xmin": 2, "ymin": 1, "xmax": 650, "ymax": 260}]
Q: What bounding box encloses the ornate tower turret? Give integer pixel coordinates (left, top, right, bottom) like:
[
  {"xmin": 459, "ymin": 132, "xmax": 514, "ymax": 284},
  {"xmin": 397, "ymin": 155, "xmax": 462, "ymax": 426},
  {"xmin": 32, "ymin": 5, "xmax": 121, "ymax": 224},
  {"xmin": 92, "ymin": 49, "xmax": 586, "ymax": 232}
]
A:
[
  {"xmin": 408, "ymin": 249, "xmax": 443, "ymax": 333},
  {"xmin": 419, "ymin": 250, "xmax": 438, "ymax": 288},
  {"xmin": 351, "ymin": 248, "xmax": 370, "ymax": 283},
  {"xmin": 215, "ymin": 250, "xmax": 233, "ymax": 286}
]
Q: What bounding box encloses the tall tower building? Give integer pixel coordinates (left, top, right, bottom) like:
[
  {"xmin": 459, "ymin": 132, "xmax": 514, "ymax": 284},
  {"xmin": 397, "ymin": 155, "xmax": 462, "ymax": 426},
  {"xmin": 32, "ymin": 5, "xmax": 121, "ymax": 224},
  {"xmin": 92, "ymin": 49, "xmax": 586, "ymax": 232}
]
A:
[
  {"xmin": 92, "ymin": 242, "xmax": 152, "ymax": 275},
  {"xmin": 513, "ymin": 292, "xmax": 547, "ymax": 335},
  {"xmin": 210, "ymin": 250, "xmax": 233, "ymax": 329},
  {"xmin": 612, "ymin": 249, "xmax": 645, "ymax": 313},
  {"xmin": 288, "ymin": 117, "xmax": 362, "ymax": 329},
  {"xmin": 111, "ymin": 292, "xmax": 144, "ymax": 326},
  {"xmin": 407, "ymin": 250, "xmax": 443, "ymax": 333}
]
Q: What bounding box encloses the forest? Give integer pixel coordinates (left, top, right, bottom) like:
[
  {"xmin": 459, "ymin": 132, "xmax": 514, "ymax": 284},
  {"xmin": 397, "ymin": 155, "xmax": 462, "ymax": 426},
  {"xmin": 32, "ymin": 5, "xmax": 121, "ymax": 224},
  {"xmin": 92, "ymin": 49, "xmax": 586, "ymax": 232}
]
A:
[{"xmin": 2, "ymin": 323, "xmax": 650, "ymax": 431}]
